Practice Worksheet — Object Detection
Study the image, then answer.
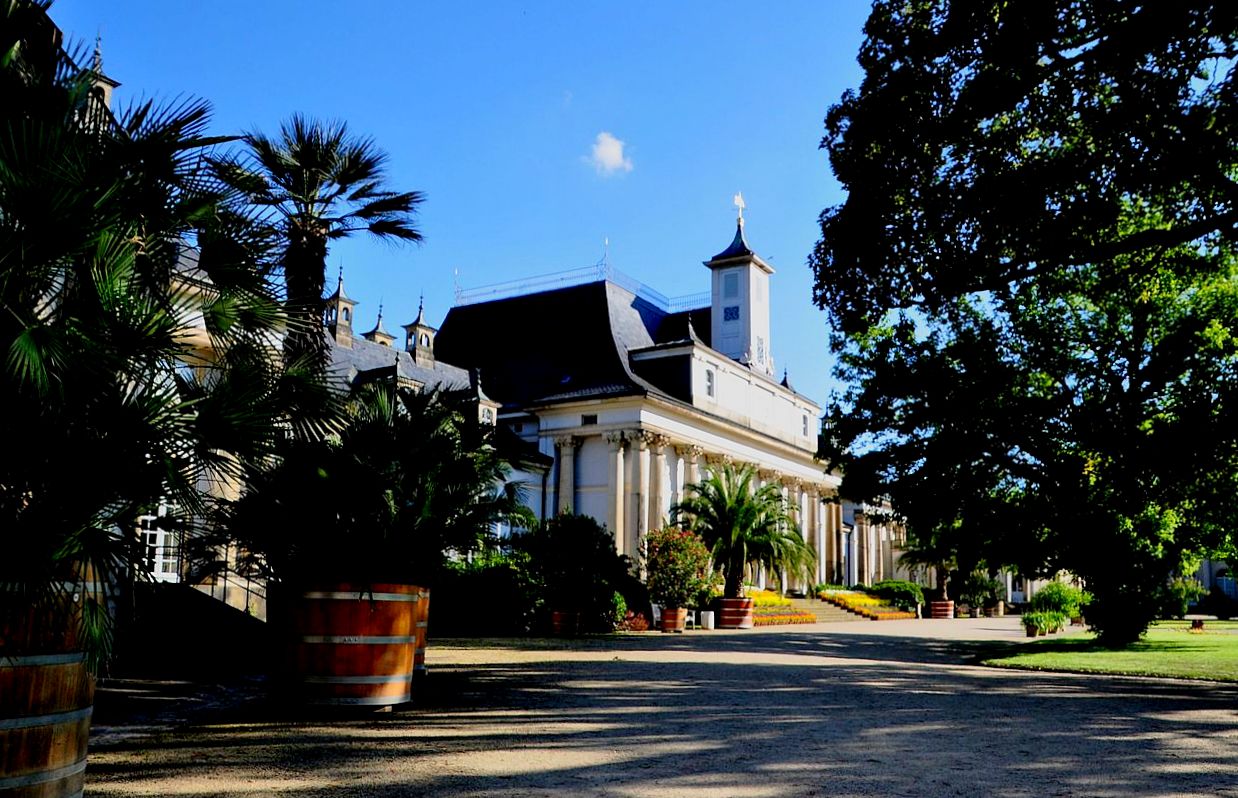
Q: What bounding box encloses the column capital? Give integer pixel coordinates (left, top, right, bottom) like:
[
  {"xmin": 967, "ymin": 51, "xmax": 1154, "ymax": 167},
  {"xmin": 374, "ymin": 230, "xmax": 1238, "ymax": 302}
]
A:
[
  {"xmin": 757, "ymin": 467, "xmax": 779, "ymax": 481},
  {"xmin": 553, "ymin": 434, "xmax": 580, "ymax": 449},
  {"xmin": 647, "ymin": 432, "xmax": 671, "ymax": 449},
  {"xmin": 604, "ymin": 430, "xmax": 626, "ymax": 447},
  {"xmin": 675, "ymin": 443, "xmax": 704, "ymax": 459},
  {"xmin": 629, "ymin": 429, "xmax": 651, "ymax": 450},
  {"xmin": 704, "ymin": 452, "xmax": 731, "ymax": 467}
]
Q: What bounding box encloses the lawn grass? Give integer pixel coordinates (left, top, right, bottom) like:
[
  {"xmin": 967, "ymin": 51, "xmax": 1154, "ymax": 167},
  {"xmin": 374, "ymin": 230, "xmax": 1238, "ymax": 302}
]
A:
[{"xmin": 980, "ymin": 621, "xmax": 1238, "ymax": 682}]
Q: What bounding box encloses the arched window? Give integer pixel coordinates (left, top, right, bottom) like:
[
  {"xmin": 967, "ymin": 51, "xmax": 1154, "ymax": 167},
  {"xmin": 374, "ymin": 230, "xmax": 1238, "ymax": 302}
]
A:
[
  {"xmin": 420, "ymin": 333, "xmax": 430, "ymax": 346},
  {"xmin": 342, "ymin": 307, "xmax": 351, "ymax": 322}
]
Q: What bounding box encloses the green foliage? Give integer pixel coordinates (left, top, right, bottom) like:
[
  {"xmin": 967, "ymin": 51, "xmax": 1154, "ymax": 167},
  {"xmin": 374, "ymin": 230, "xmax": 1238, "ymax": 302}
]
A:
[
  {"xmin": 223, "ymin": 385, "xmax": 529, "ymax": 588},
  {"xmin": 1030, "ymin": 582, "xmax": 1090, "ymax": 619},
  {"xmin": 511, "ymin": 514, "xmax": 639, "ymax": 633},
  {"xmin": 1200, "ymin": 587, "xmax": 1238, "ymax": 621},
  {"xmin": 0, "ymin": 2, "xmax": 290, "ymax": 669},
  {"xmin": 1154, "ymin": 577, "xmax": 1207, "ymax": 620},
  {"xmin": 430, "ymin": 548, "xmax": 542, "ymax": 636},
  {"xmin": 813, "ymin": 0, "xmax": 1238, "ymax": 645},
  {"xmin": 957, "ymin": 570, "xmax": 1003, "ymax": 609},
  {"xmin": 813, "ymin": 583, "xmax": 850, "ymax": 593},
  {"xmin": 867, "ymin": 579, "xmax": 925, "ymax": 611},
  {"xmin": 671, "ymin": 463, "xmax": 815, "ymax": 599},
  {"xmin": 646, "ymin": 528, "xmax": 712, "ymax": 609}
]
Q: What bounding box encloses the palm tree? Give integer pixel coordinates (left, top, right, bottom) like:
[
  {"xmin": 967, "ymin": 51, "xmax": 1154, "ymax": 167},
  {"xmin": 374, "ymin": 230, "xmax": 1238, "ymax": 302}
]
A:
[
  {"xmin": 223, "ymin": 383, "xmax": 531, "ymax": 589},
  {"xmin": 671, "ymin": 463, "xmax": 815, "ymax": 599},
  {"xmin": 1, "ymin": 2, "xmax": 289, "ymax": 669},
  {"xmin": 897, "ymin": 524, "xmax": 959, "ymax": 602},
  {"xmin": 217, "ymin": 115, "xmax": 424, "ymax": 377}
]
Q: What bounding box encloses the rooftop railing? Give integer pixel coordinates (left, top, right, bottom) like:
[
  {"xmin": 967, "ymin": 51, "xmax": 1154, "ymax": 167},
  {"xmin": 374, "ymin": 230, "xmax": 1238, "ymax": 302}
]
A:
[{"xmin": 454, "ymin": 261, "xmax": 711, "ymax": 313}]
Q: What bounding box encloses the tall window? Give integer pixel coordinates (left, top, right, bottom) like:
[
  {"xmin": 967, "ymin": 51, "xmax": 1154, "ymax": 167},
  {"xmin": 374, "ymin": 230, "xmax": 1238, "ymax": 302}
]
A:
[
  {"xmin": 802, "ymin": 415, "xmax": 808, "ymax": 436},
  {"xmin": 723, "ymin": 272, "xmax": 739, "ymax": 298},
  {"xmin": 705, "ymin": 369, "xmax": 715, "ymax": 398}
]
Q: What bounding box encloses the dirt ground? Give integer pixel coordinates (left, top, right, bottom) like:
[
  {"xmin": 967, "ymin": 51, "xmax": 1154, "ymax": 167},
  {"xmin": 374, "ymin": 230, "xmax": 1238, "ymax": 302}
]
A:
[{"xmin": 86, "ymin": 618, "xmax": 1238, "ymax": 797}]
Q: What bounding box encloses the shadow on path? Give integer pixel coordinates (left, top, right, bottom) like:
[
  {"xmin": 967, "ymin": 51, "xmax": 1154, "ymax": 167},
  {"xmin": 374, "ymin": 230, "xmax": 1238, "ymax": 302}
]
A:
[{"xmin": 88, "ymin": 626, "xmax": 1238, "ymax": 798}]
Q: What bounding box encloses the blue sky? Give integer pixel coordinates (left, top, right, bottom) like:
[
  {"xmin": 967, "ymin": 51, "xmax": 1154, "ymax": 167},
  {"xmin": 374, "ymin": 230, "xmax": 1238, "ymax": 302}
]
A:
[{"xmin": 53, "ymin": 1, "xmax": 870, "ymax": 407}]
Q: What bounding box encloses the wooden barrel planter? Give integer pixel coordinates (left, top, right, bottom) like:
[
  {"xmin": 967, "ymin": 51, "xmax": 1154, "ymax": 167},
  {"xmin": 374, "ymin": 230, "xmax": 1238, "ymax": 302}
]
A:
[
  {"xmin": 412, "ymin": 588, "xmax": 430, "ymax": 682},
  {"xmin": 718, "ymin": 597, "xmax": 754, "ymax": 629},
  {"xmin": 660, "ymin": 608, "xmax": 687, "ymax": 633},
  {"xmin": 929, "ymin": 600, "xmax": 955, "ymax": 619},
  {"xmin": 0, "ymin": 652, "xmax": 94, "ymax": 798},
  {"xmin": 288, "ymin": 583, "xmax": 424, "ymax": 708}
]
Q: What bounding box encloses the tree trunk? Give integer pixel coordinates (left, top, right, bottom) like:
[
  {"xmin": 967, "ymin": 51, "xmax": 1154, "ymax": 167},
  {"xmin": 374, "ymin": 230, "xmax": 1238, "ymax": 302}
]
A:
[{"xmin": 283, "ymin": 233, "xmax": 329, "ymax": 377}]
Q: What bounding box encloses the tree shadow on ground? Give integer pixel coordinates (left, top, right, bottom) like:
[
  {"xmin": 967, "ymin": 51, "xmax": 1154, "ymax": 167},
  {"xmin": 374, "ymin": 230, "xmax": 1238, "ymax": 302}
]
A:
[{"xmin": 88, "ymin": 629, "xmax": 1238, "ymax": 798}]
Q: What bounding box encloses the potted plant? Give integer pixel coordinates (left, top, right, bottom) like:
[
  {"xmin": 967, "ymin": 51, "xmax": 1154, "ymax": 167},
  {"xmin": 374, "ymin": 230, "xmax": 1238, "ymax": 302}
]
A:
[
  {"xmin": 897, "ymin": 527, "xmax": 957, "ymax": 619},
  {"xmin": 670, "ymin": 464, "xmax": 815, "ymax": 629},
  {"xmin": 224, "ymin": 385, "xmax": 530, "ymax": 705},
  {"xmin": 1, "ymin": 6, "xmax": 292, "ymax": 793},
  {"xmin": 646, "ymin": 528, "xmax": 713, "ymax": 633}
]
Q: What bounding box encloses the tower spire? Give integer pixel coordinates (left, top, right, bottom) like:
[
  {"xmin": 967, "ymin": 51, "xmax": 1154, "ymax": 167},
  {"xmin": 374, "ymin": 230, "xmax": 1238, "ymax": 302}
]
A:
[{"xmin": 93, "ymin": 31, "xmax": 102, "ymax": 74}]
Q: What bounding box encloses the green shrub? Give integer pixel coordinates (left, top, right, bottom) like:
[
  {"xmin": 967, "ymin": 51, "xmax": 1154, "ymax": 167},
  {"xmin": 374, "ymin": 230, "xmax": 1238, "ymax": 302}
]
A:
[
  {"xmin": 511, "ymin": 514, "xmax": 638, "ymax": 632},
  {"xmin": 1200, "ymin": 586, "xmax": 1238, "ymax": 620},
  {"xmin": 868, "ymin": 579, "xmax": 925, "ymax": 611},
  {"xmin": 813, "ymin": 583, "xmax": 850, "ymax": 593},
  {"xmin": 1030, "ymin": 581, "xmax": 1089, "ymax": 617},
  {"xmin": 608, "ymin": 591, "xmax": 628, "ymax": 629}
]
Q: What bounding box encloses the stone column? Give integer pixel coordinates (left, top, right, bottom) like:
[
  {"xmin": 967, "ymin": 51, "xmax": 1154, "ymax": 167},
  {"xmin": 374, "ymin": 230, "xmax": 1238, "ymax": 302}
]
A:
[
  {"xmin": 854, "ymin": 509, "xmax": 868, "ymax": 585},
  {"xmin": 648, "ymin": 433, "xmax": 670, "ymax": 532},
  {"xmin": 555, "ymin": 435, "xmax": 579, "ymax": 515},
  {"xmin": 632, "ymin": 431, "xmax": 650, "ymax": 561},
  {"xmin": 684, "ymin": 445, "xmax": 703, "ymax": 485},
  {"xmin": 605, "ymin": 431, "xmax": 626, "ymax": 555},
  {"xmin": 809, "ymin": 486, "xmax": 823, "ymax": 585}
]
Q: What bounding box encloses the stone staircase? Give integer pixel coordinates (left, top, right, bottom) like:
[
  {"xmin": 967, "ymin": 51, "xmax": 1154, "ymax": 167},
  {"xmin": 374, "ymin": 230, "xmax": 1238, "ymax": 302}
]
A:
[{"xmin": 787, "ymin": 596, "xmax": 866, "ymax": 623}]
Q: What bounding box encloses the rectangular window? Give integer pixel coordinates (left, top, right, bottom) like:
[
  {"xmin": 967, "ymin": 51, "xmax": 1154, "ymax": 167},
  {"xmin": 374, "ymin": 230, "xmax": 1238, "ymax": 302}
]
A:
[
  {"xmin": 705, "ymin": 369, "xmax": 715, "ymax": 398},
  {"xmin": 802, "ymin": 415, "xmax": 809, "ymax": 436},
  {"xmin": 723, "ymin": 273, "xmax": 739, "ymax": 298},
  {"xmin": 581, "ymin": 414, "xmax": 598, "ymax": 426},
  {"xmin": 723, "ymin": 305, "xmax": 740, "ymax": 322}
]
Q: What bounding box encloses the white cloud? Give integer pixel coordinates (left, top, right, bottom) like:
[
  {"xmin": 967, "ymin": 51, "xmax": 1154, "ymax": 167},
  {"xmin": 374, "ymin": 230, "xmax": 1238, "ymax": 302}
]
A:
[{"xmin": 588, "ymin": 131, "xmax": 633, "ymax": 176}]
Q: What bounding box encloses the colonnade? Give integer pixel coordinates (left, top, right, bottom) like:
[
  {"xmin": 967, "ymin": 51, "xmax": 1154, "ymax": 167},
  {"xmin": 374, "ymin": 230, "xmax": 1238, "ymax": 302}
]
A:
[{"xmin": 551, "ymin": 429, "xmax": 841, "ymax": 587}]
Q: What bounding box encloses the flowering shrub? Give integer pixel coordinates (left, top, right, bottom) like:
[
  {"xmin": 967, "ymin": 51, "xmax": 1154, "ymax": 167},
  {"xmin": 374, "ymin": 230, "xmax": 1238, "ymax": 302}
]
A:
[
  {"xmin": 617, "ymin": 610, "xmax": 650, "ymax": 632},
  {"xmin": 646, "ymin": 527, "xmax": 713, "ymax": 609}
]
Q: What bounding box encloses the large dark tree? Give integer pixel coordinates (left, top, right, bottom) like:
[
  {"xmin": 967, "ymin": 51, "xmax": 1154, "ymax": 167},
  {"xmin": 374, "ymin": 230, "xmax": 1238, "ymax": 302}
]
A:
[
  {"xmin": 814, "ymin": 1, "xmax": 1238, "ymax": 643},
  {"xmin": 218, "ymin": 115, "xmax": 423, "ymax": 377}
]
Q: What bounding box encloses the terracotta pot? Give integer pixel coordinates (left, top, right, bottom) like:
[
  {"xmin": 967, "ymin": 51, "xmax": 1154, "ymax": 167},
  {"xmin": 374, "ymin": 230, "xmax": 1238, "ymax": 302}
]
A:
[
  {"xmin": 660, "ymin": 607, "xmax": 688, "ymax": 633},
  {"xmin": 929, "ymin": 600, "xmax": 954, "ymax": 619},
  {"xmin": 718, "ymin": 597, "xmax": 754, "ymax": 629},
  {"xmin": 286, "ymin": 583, "xmax": 423, "ymax": 707},
  {"xmin": 0, "ymin": 651, "xmax": 93, "ymax": 798},
  {"xmin": 550, "ymin": 610, "xmax": 580, "ymax": 636},
  {"xmin": 1025, "ymin": 626, "xmax": 1039, "ymax": 637}
]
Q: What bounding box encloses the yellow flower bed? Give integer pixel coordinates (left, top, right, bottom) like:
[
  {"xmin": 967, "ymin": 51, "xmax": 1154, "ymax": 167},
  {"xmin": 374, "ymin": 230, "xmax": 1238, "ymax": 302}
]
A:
[
  {"xmin": 818, "ymin": 590, "xmax": 916, "ymax": 621},
  {"xmin": 748, "ymin": 589, "xmax": 793, "ymax": 607}
]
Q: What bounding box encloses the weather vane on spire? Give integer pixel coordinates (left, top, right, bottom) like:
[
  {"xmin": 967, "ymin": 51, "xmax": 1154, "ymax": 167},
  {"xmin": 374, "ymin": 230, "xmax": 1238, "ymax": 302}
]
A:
[{"xmin": 733, "ymin": 191, "xmax": 746, "ymax": 228}]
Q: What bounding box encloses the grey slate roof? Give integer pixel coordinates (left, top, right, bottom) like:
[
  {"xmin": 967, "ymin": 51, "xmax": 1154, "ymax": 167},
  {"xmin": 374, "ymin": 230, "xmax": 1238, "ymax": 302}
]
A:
[
  {"xmin": 436, "ymin": 280, "xmax": 691, "ymax": 409},
  {"xmin": 327, "ymin": 332, "xmax": 469, "ymax": 392}
]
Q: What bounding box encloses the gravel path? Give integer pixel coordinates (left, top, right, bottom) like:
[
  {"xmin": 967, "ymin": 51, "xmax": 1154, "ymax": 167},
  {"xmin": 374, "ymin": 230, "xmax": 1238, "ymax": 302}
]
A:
[{"xmin": 87, "ymin": 618, "xmax": 1238, "ymax": 797}]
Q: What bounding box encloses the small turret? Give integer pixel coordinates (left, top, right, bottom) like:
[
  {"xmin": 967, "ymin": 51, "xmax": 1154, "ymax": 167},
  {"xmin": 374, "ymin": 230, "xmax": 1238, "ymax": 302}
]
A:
[
  {"xmin": 402, "ymin": 295, "xmax": 437, "ymax": 367},
  {"xmin": 362, "ymin": 301, "xmax": 397, "ymax": 347},
  {"xmin": 324, "ymin": 267, "xmax": 358, "ymax": 347}
]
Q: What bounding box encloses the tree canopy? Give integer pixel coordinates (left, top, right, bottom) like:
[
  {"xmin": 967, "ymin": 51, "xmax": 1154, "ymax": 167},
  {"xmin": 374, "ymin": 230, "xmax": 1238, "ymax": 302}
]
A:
[{"xmin": 814, "ymin": 0, "xmax": 1238, "ymax": 643}]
